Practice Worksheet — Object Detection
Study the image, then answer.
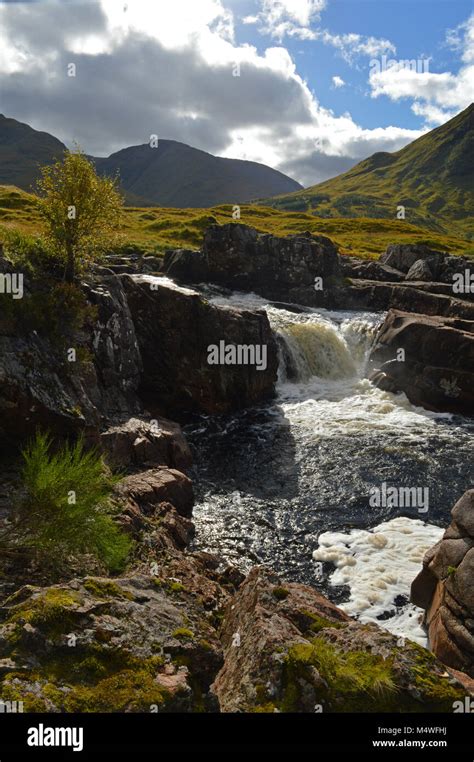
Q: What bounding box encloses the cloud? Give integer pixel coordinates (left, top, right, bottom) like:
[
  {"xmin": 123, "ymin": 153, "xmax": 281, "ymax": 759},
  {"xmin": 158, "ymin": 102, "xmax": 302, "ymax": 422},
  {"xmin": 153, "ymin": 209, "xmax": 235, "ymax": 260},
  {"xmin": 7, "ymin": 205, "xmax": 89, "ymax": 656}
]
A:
[
  {"xmin": 243, "ymin": 0, "xmax": 326, "ymax": 41},
  {"xmin": 315, "ymin": 30, "xmax": 396, "ymax": 62},
  {"xmin": 332, "ymin": 75, "xmax": 345, "ymax": 88},
  {"xmin": 369, "ymin": 13, "xmax": 474, "ymax": 125},
  {"xmin": 0, "ymin": 0, "xmax": 423, "ymax": 187}
]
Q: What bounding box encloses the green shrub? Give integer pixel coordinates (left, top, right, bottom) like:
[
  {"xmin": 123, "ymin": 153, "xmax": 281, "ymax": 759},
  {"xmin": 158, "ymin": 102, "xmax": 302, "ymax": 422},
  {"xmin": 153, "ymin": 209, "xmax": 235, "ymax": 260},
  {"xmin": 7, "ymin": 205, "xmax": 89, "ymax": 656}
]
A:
[
  {"xmin": 3, "ymin": 229, "xmax": 59, "ymax": 277},
  {"xmin": 2, "ymin": 279, "xmax": 97, "ymax": 353},
  {"xmin": 5, "ymin": 432, "xmax": 132, "ymax": 573},
  {"xmin": 22, "ymin": 282, "xmax": 97, "ymax": 341}
]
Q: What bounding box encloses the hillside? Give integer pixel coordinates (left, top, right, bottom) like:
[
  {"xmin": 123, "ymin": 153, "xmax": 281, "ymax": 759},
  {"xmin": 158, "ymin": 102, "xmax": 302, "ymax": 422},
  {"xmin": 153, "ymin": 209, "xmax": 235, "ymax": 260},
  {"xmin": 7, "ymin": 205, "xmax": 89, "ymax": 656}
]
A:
[
  {"xmin": 0, "ymin": 115, "xmax": 301, "ymax": 207},
  {"xmin": 1, "ymin": 184, "xmax": 472, "ymax": 261},
  {"xmin": 94, "ymin": 141, "xmax": 301, "ymax": 207},
  {"xmin": 0, "ymin": 115, "xmax": 65, "ymax": 191},
  {"xmin": 264, "ymin": 104, "xmax": 474, "ymax": 239}
]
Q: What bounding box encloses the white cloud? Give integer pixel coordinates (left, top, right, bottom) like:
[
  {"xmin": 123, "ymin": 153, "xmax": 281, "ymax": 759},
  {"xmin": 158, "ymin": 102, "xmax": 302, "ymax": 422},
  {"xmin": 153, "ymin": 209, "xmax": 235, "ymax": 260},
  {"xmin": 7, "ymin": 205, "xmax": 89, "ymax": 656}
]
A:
[
  {"xmin": 411, "ymin": 102, "xmax": 457, "ymax": 126},
  {"xmin": 332, "ymin": 75, "xmax": 345, "ymax": 88},
  {"xmin": 244, "ymin": 0, "xmax": 326, "ymax": 40},
  {"xmin": 316, "ymin": 30, "xmax": 396, "ymax": 62},
  {"xmin": 369, "ymin": 13, "xmax": 474, "ymax": 125},
  {"xmin": 0, "ymin": 0, "xmax": 423, "ymax": 187}
]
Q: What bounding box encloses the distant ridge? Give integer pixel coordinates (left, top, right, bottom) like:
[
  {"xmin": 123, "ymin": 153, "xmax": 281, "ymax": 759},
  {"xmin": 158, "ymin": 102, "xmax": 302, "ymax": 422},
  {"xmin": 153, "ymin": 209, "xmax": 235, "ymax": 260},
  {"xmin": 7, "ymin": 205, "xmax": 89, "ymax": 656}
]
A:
[{"xmin": 0, "ymin": 115, "xmax": 302, "ymax": 208}]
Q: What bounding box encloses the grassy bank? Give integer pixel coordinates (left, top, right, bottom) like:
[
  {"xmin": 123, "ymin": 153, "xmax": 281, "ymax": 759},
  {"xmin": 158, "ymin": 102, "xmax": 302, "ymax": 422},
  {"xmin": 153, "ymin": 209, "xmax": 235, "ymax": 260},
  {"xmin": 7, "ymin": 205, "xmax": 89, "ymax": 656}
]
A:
[{"xmin": 1, "ymin": 185, "xmax": 472, "ymax": 260}]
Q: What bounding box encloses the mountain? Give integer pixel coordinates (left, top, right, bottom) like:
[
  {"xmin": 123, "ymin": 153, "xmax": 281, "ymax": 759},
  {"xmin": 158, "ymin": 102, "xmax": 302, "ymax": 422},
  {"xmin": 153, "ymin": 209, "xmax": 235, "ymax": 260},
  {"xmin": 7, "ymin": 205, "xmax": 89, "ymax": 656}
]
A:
[
  {"xmin": 93, "ymin": 141, "xmax": 302, "ymax": 207},
  {"xmin": 264, "ymin": 104, "xmax": 474, "ymax": 239},
  {"xmin": 0, "ymin": 115, "xmax": 65, "ymax": 191},
  {"xmin": 0, "ymin": 115, "xmax": 301, "ymax": 207}
]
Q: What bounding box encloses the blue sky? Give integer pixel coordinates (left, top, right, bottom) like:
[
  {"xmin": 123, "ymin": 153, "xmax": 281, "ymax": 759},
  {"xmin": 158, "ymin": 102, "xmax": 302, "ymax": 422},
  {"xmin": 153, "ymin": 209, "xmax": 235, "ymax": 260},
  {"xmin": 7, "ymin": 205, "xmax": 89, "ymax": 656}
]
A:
[
  {"xmin": 1, "ymin": 0, "xmax": 473, "ymax": 185},
  {"xmin": 236, "ymin": 0, "xmax": 472, "ymax": 129}
]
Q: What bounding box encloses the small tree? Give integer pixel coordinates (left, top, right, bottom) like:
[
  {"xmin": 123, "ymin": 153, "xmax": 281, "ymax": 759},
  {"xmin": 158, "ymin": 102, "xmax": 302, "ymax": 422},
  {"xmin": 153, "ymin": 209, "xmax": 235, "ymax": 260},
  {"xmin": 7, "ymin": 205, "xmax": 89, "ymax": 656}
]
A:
[{"xmin": 36, "ymin": 149, "xmax": 123, "ymax": 282}]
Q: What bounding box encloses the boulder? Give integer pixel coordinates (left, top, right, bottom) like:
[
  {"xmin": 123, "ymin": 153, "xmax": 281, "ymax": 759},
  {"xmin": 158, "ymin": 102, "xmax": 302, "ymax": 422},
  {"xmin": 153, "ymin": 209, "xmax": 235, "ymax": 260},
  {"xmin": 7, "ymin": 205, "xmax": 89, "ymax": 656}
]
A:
[
  {"xmin": 115, "ymin": 467, "xmax": 194, "ymax": 519},
  {"xmin": 452, "ymin": 490, "xmax": 474, "ymax": 536},
  {"xmin": 340, "ymin": 256, "xmax": 405, "ymax": 282},
  {"xmin": 381, "ymin": 243, "xmax": 447, "ymax": 275},
  {"xmin": 411, "ymin": 490, "xmax": 474, "ymax": 676},
  {"xmin": 101, "ymin": 416, "xmax": 192, "ymax": 472},
  {"xmin": 213, "ymin": 566, "xmax": 466, "ymax": 712},
  {"xmin": 368, "ymin": 309, "xmax": 474, "ymax": 414},
  {"xmin": 163, "ymin": 224, "xmax": 342, "ymax": 307},
  {"xmin": 405, "ymin": 259, "xmax": 434, "ymax": 281},
  {"xmin": 121, "ymin": 275, "xmax": 279, "ymax": 415}
]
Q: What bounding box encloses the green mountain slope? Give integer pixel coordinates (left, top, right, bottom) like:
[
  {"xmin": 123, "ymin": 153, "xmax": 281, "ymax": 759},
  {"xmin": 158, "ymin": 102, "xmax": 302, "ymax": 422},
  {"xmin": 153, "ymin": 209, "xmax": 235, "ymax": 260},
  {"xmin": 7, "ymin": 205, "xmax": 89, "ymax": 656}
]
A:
[
  {"xmin": 0, "ymin": 115, "xmax": 301, "ymax": 208},
  {"xmin": 264, "ymin": 104, "xmax": 474, "ymax": 239}
]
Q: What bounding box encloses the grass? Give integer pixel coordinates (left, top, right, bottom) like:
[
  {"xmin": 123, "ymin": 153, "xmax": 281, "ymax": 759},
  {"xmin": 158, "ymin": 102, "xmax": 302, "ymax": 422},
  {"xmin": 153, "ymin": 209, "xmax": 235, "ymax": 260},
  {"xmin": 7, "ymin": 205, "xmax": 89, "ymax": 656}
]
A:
[{"xmin": 0, "ymin": 185, "xmax": 471, "ymax": 261}]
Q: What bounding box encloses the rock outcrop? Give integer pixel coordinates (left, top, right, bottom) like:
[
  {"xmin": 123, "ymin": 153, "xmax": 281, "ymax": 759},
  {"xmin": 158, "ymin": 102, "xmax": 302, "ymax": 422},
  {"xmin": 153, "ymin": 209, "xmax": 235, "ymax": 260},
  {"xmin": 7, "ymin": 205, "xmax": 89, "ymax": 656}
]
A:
[
  {"xmin": 0, "ymin": 457, "xmax": 239, "ymax": 712},
  {"xmin": 0, "ymin": 261, "xmax": 280, "ymax": 450},
  {"xmin": 340, "ymin": 256, "xmax": 405, "ymax": 282},
  {"xmin": 100, "ymin": 416, "xmax": 192, "ymax": 472},
  {"xmin": 116, "ymin": 467, "xmax": 194, "ymax": 519},
  {"xmin": 122, "ymin": 275, "xmax": 279, "ymax": 415},
  {"xmin": 411, "ymin": 490, "xmax": 474, "ymax": 678},
  {"xmin": 368, "ymin": 309, "xmax": 474, "ymax": 414},
  {"xmin": 0, "ymin": 574, "xmax": 224, "ymax": 712},
  {"xmin": 0, "ymin": 272, "xmax": 143, "ymax": 450},
  {"xmin": 338, "ymin": 243, "xmax": 474, "ymax": 315},
  {"xmin": 380, "ymin": 243, "xmax": 447, "ymax": 276},
  {"xmin": 213, "ymin": 566, "xmax": 466, "ymax": 712},
  {"xmin": 163, "ymin": 223, "xmax": 342, "ymax": 307},
  {"xmin": 380, "ymin": 243, "xmax": 473, "ymax": 285}
]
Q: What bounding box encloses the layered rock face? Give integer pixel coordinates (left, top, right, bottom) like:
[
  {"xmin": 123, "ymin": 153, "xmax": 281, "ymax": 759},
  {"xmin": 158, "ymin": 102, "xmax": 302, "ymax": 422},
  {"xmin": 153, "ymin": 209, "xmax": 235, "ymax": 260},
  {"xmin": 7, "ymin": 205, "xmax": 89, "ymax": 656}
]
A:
[
  {"xmin": 0, "ymin": 271, "xmax": 142, "ymax": 450},
  {"xmin": 0, "ymin": 262, "xmax": 279, "ymax": 451},
  {"xmin": 368, "ymin": 310, "xmax": 474, "ymax": 414},
  {"xmin": 339, "ymin": 242, "xmax": 474, "ymax": 315},
  {"xmin": 122, "ymin": 274, "xmax": 279, "ymax": 415},
  {"xmin": 411, "ymin": 490, "xmax": 474, "ymax": 678},
  {"xmin": 381, "ymin": 243, "xmax": 473, "ymax": 285},
  {"xmin": 163, "ymin": 223, "xmax": 342, "ymax": 307}
]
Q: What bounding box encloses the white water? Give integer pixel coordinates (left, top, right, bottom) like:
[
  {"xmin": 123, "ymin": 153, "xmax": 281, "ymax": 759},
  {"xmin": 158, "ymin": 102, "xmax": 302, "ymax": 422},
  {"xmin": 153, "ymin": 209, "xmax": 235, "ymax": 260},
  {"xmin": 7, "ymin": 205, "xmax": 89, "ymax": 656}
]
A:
[{"xmin": 313, "ymin": 518, "xmax": 444, "ymax": 645}]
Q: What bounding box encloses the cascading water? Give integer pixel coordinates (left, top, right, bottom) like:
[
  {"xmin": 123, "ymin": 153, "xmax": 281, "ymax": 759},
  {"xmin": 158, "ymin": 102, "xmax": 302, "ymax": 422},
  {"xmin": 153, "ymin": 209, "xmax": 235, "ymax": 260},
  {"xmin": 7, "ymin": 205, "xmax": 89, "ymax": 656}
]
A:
[{"xmin": 181, "ymin": 285, "xmax": 474, "ymax": 644}]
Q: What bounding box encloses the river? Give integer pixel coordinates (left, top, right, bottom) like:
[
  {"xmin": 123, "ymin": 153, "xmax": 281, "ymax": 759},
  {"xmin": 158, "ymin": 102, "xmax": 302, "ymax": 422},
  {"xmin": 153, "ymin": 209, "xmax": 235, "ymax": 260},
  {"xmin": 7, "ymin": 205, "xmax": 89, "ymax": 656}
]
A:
[{"xmin": 157, "ymin": 280, "xmax": 474, "ymax": 644}]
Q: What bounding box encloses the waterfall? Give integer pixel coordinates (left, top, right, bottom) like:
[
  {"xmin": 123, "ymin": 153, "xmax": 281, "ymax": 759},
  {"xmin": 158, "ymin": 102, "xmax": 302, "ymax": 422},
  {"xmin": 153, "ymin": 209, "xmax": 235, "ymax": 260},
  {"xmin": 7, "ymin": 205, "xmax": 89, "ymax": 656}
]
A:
[{"xmin": 275, "ymin": 315, "xmax": 378, "ymax": 383}]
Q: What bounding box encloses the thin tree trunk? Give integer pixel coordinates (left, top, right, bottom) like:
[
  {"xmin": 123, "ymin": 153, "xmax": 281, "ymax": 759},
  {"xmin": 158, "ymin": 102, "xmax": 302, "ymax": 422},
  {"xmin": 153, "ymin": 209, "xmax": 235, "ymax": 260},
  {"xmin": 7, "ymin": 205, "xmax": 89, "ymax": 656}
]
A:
[{"xmin": 65, "ymin": 243, "xmax": 75, "ymax": 283}]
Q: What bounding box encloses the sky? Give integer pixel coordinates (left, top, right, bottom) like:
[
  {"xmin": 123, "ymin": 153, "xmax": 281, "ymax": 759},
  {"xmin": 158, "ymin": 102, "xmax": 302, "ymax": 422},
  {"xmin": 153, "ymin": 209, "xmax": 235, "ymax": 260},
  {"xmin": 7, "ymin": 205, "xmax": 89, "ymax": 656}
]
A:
[{"xmin": 0, "ymin": 0, "xmax": 473, "ymax": 186}]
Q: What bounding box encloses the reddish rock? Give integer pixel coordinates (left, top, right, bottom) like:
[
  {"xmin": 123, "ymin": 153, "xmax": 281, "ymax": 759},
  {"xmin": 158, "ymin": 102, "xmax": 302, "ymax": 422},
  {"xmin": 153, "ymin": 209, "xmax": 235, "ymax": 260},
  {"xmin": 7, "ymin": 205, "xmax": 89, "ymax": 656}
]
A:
[
  {"xmin": 101, "ymin": 416, "xmax": 192, "ymax": 471},
  {"xmin": 115, "ymin": 467, "xmax": 194, "ymax": 518},
  {"xmin": 369, "ymin": 310, "xmax": 474, "ymax": 414},
  {"xmin": 411, "ymin": 490, "xmax": 474, "ymax": 677}
]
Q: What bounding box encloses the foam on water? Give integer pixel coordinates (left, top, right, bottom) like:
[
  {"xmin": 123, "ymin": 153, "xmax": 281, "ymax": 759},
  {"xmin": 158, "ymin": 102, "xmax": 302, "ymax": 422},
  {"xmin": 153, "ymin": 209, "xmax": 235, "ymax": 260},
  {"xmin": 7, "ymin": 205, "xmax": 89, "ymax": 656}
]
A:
[
  {"xmin": 132, "ymin": 274, "xmax": 199, "ymax": 295},
  {"xmin": 313, "ymin": 517, "xmax": 444, "ymax": 644}
]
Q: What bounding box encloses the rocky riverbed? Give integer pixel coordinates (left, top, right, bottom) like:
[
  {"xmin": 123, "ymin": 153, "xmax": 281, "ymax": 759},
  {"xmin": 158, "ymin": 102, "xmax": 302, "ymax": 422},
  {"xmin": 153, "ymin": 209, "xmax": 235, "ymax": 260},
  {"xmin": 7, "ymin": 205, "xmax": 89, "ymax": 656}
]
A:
[{"xmin": 0, "ymin": 226, "xmax": 473, "ymax": 711}]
